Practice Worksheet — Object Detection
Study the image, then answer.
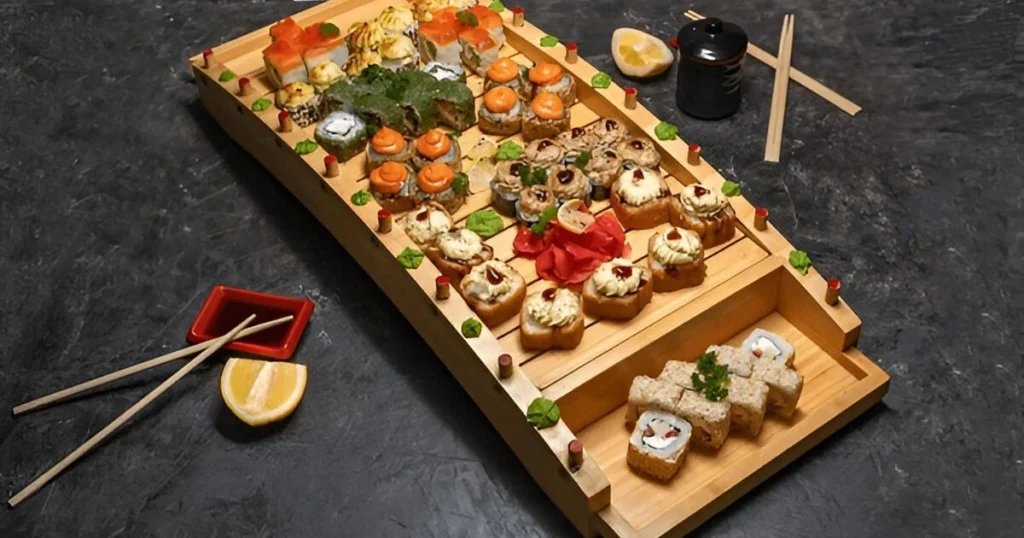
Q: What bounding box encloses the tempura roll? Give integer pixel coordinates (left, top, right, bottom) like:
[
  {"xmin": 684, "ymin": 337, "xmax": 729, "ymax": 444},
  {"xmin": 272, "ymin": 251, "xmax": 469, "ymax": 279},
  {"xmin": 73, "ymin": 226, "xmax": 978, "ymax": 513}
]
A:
[{"xmin": 626, "ymin": 410, "xmax": 692, "ymax": 482}]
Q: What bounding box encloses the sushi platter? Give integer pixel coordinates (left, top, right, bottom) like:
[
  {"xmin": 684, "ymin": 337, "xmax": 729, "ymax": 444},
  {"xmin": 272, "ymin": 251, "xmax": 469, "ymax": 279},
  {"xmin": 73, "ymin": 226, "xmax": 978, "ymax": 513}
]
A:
[{"xmin": 191, "ymin": 0, "xmax": 890, "ymax": 536}]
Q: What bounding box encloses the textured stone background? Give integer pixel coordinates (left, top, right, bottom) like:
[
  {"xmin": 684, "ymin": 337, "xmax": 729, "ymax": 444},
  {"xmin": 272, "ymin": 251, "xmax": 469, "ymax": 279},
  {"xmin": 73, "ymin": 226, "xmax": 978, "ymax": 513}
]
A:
[{"xmin": 1, "ymin": 0, "xmax": 1021, "ymax": 536}]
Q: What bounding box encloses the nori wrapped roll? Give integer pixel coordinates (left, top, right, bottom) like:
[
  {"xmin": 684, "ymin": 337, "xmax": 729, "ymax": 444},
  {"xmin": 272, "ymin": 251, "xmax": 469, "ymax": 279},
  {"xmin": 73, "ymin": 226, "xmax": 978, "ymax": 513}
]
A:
[
  {"xmin": 433, "ymin": 79, "xmax": 476, "ymax": 131},
  {"xmin": 393, "ymin": 70, "xmax": 441, "ymax": 135},
  {"xmin": 354, "ymin": 93, "xmax": 408, "ymax": 135},
  {"xmin": 315, "ymin": 111, "xmax": 369, "ymax": 162}
]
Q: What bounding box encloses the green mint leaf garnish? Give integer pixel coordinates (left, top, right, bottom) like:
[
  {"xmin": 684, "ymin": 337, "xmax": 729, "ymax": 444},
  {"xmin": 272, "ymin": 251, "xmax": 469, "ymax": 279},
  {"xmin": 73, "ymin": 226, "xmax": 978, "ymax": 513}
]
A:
[
  {"xmin": 294, "ymin": 140, "xmax": 319, "ymax": 155},
  {"xmin": 456, "ymin": 10, "xmax": 479, "ymax": 27},
  {"xmin": 494, "ymin": 140, "xmax": 524, "ymax": 161},
  {"xmin": 218, "ymin": 69, "xmax": 235, "ymax": 82},
  {"xmin": 452, "ymin": 172, "xmax": 470, "ymax": 196},
  {"xmin": 590, "ymin": 72, "xmax": 611, "ymax": 89},
  {"xmin": 526, "ymin": 397, "xmax": 560, "ymax": 429},
  {"xmin": 319, "ymin": 22, "xmax": 341, "ymax": 37},
  {"xmin": 574, "ymin": 151, "xmax": 592, "ymax": 170},
  {"xmin": 692, "ymin": 351, "xmax": 730, "ymax": 402},
  {"xmin": 539, "ymin": 36, "xmax": 559, "ymax": 48},
  {"xmin": 350, "ymin": 190, "xmax": 371, "ymax": 206},
  {"xmin": 488, "ymin": 0, "xmax": 506, "ymax": 13},
  {"xmin": 530, "ymin": 204, "xmax": 559, "ymax": 235},
  {"xmin": 460, "ymin": 318, "xmax": 482, "ymax": 338},
  {"xmin": 397, "ymin": 247, "xmax": 425, "ymax": 269},
  {"xmin": 251, "ymin": 98, "xmax": 271, "ymax": 112},
  {"xmin": 789, "ymin": 250, "xmax": 812, "ymax": 275},
  {"xmin": 466, "ymin": 209, "xmax": 504, "ymax": 238},
  {"xmin": 721, "ymin": 181, "xmax": 741, "ymax": 197},
  {"xmin": 654, "ymin": 121, "xmax": 679, "ymax": 141}
]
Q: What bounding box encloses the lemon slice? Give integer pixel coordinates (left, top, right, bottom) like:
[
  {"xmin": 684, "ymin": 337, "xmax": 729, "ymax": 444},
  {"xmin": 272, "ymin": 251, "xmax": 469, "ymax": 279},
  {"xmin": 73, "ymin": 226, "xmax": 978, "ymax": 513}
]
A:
[
  {"xmin": 556, "ymin": 199, "xmax": 596, "ymax": 234},
  {"xmin": 465, "ymin": 139, "xmax": 497, "ymax": 162},
  {"xmin": 221, "ymin": 358, "xmax": 307, "ymax": 426},
  {"xmin": 611, "ymin": 28, "xmax": 674, "ymax": 78},
  {"xmin": 467, "ymin": 159, "xmax": 496, "ymax": 194}
]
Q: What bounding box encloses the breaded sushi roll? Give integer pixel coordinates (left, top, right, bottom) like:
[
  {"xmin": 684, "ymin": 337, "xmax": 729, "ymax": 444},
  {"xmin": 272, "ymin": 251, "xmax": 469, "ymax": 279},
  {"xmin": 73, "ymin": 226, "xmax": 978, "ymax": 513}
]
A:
[
  {"xmin": 412, "ymin": 129, "xmax": 462, "ymax": 172},
  {"xmin": 726, "ymin": 375, "xmax": 769, "ymax": 436},
  {"xmin": 528, "ymin": 62, "xmax": 576, "ymax": 105},
  {"xmin": 627, "ymin": 410, "xmax": 692, "ymax": 482},
  {"xmin": 626, "ymin": 376, "xmax": 683, "ymax": 427},
  {"xmin": 752, "ymin": 360, "xmax": 804, "ymax": 419},
  {"xmin": 674, "ymin": 390, "xmax": 731, "ymax": 450},
  {"xmin": 366, "ymin": 127, "xmax": 413, "ymax": 170},
  {"xmin": 485, "ymin": 58, "xmax": 532, "ymax": 101},
  {"xmin": 742, "ymin": 329, "xmax": 796, "ymax": 368},
  {"xmin": 706, "ymin": 344, "xmax": 755, "ymax": 378}
]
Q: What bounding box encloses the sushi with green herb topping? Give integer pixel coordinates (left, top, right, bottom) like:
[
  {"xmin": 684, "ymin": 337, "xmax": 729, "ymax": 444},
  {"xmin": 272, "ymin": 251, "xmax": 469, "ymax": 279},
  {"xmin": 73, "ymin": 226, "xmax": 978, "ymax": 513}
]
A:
[
  {"xmin": 433, "ymin": 79, "xmax": 476, "ymax": 131},
  {"xmin": 421, "ymin": 61, "xmax": 466, "ymax": 83},
  {"xmin": 315, "ymin": 111, "xmax": 369, "ymax": 162},
  {"xmin": 275, "ymin": 82, "xmax": 323, "ymax": 127},
  {"xmin": 354, "ymin": 93, "xmax": 408, "ymax": 134}
]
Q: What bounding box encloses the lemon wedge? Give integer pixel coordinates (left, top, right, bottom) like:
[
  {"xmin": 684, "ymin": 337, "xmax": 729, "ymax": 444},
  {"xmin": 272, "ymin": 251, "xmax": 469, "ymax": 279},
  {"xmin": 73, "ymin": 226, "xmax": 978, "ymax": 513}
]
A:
[
  {"xmin": 611, "ymin": 28, "xmax": 674, "ymax": 78},
  {"xmin": 221, "ymin": 358, "xmax": 307, "ymax": 426},
  {"xmin": 557, "ymin": 199, "xmax": 596, "ymax": 234}
]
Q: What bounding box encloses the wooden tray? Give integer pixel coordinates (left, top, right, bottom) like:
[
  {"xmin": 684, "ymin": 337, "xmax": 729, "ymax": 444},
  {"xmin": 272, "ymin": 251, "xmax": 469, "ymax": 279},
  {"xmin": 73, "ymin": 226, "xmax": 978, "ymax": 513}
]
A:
[{"xmin": 191, "ymin": 1, "xmax": 889, "ymax": 536}]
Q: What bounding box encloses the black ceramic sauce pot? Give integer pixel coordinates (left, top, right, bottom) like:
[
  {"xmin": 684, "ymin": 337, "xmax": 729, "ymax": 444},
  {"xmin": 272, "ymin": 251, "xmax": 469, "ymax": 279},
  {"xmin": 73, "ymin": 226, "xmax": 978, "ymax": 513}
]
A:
[{"xmin": 675, "ymin": 18, "xmax": 748, "ymax": 119}]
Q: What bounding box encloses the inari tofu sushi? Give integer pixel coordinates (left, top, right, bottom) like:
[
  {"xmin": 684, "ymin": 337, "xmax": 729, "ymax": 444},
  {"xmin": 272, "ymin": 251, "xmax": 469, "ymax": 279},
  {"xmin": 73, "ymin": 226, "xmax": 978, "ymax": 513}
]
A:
[
  {"xmin": 742, "ymin": 329, "xmax": 796, "ymax": 367},
  {"xmin": 529, "ymin": 62, "xmax": 576, "ymax": 105},
  {"xmin": 263, "ymin": 40, "xmax": 308, "ymax": 89},
  {"xmin": 275, "ymin": 82, "xmax": 323, "ymax": 127},
  {"xmin": 522, "ymin": 92, "xmax": 570, "ymax": 142},
  {"xmin": 466, "ymin": 5, "xmax": 506, "ymax": 47},
  {"xmin": 479, "ymin": 86, "xmax": 522, "ymax": 136},
  {"xmin": 582, "ymin": 258, "xmax": 653, "ymax": 321},
  {"xmin": 366, "ymin": 126, "xmax": 413, "ymax": 170},
  {"xmin": 648, "ymin": 226, "xmax": 706, "ymax": 292},
  {"xmin": 421, "ymin": 61, "xmax": 466, "ymax": 83},
  {"xmin": 302, "ymin": 23, "xmax": 349, "ymax": 73},
  {"xmin": 398, "ymin": 202, "xmax": 452, "ymax": 250},
  {"xmin": 726, "ymin": 375, "xmax": 769, "ymax": 436},
  {"xmin": 459, "ymin": 27, "xmax": 500, "ymax": 77},
  {"xmin": 670, "ymin": 183, "xmax": 738, "ymax": 249},
  {"xmin": 627, "ymin": 410, "xmax": 692, "ymax": 482},
  {"xmin": 674, "ymin": 389, "xmax": 731, "ymax": 450},
  {"xmin": 412, "ymin": 129, "xmax": 462, "ymax": 172},
  {"xmin": 369, "ymin": 162, "xmax": 417, "ymax": 213},
  {"xmin": 417, "ymin": 17, "xmax": 462, "ymax": 65},
  {"xmin": 626, "ymin": 375, "xmax": 683, "ymax": 426},
  {"xmin": 315, "ymin": 111, "xmax": 368, "ymax": 162},
  {"xmin": 379, "ymin": 34, "xmax": 418, "ymax": 71},
  {"xmin": 434, "ymin": 79, "xmax": 477, "ymax": 131},
  {"xmin": 416, "ymin": 162, "xmax": 466, "ymax": 214},
  {"xmin": 752, "ymin": 360, "xmax": 804, "ymax": 419},
  {"xmin": 485, "ymin": 58, "xmax": 533, "ymax": 101}
]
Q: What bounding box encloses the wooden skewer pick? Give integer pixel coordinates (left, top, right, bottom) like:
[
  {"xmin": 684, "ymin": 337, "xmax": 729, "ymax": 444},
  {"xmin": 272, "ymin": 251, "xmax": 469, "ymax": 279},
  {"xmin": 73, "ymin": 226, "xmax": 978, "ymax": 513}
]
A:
[
  {"xmin": 754, "ymin": 207, "xmax": 769, "ymax": 231},
  {"xmin": 825, "ymin": 278, "xmax": 841, "ymax": 305},
  {"xmin": 7, "ymin": 315, "xmax": 256, "ymax": 508},
  {"xmin": 624, "ymin": 87, "xmax": 637, "ymax": 110},
  {"xmin": 202, "ymin": 48, "xmax": 213, "ymax": 69},
  {"xmin": 237, "ymin": 77, "xmax": 251, "ymax": 96},
  {"xmin": 377, "ymin": 209, "xmax": 392, "ymax": 233},
  {"xmin": 435, "ymin": 276, "xmax": 450, "ymax": 300},
  {"xmin": 324, "ymin": 155, "xmax": 339, "ymax": 178},
  {"xmin": 687, "ymin": 143, "xmax": 701, "ymax": 166},
  {"xmin": 278, "ymin": 110, "xmax": 293, "ymax": 133},
  {"xmin": 512, "ymin": 7, "xmax": 525, "ymax": 27},
  {"xmin": 568, "ymin": 440, "xmax": 584, "ymax": 470},
  {"xmin": 498, "ymin": 354, "xmax": 513, "ymax": 379},
  {"xmin": 565, "ymin": 43, "xmax": 578, "ymax": 64}
]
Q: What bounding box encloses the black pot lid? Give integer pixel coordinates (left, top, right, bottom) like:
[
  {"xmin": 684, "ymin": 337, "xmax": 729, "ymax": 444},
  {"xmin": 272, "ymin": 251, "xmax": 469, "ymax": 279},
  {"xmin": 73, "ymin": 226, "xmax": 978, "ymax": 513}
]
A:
[{"xmin": 676, "ymin": 17, "xmax": 748, "ymax": 63}]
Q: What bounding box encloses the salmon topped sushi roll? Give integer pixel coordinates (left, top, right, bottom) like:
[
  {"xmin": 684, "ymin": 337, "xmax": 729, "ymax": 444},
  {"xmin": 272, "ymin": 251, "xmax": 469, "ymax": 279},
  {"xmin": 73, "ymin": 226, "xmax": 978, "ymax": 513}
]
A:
[
  {"xmin": 466, "ymin": 5, "xmax": 506, "ymax": 46},
  {"xmin": 459, "ymin": 27, "xmax": 500, "ymax": 77},
  {"xmin": 263, "ymin": 39, "xmax": 308, "ymax": 89},
  {"xmin": 269, "ymin": 17, "xmax": 303, "ymax": 44},
  {"xmin": 417, "ymin": 17, "xmax": 461, "ymax": 65},
  {"xmin": 302, "ymin": 23, "xmax": 349, "ymax": 74}
]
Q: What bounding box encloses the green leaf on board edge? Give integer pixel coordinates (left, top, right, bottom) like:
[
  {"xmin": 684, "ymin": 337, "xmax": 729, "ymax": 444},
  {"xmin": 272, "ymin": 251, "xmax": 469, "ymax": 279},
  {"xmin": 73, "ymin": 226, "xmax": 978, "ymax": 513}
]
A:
[
  {"xmin": 294, "ymin": 140, "xmax": 319, "ymax": 155},
  {"xmin": 539, "ymin": 36, "xmax": 559, "ymax": 47},
  {"xmin": 488, "ymin": 1, "xmax": 506, "ymax": 13},
  {"xmin": 218, "ymin": 69, "xmax": 235, "ymax": 82},
  {"xmin": 251, "ymin": 98, "xmax": 271, "ymax": 112},
  {"xmin": 722, "ymin": 181, "xmax": 741, "ymax": 197},
  {"xmin": 590, "ymin": 72, "xmax": 612, "ymax": 89},
  {"xmin": 460, "ymin": 318, "xmax": 482, "ymax": 338},
  {"xmin": 654, "ymin": 121, "xmax": 679, "ymax": 141},
  {"xmin": 350, "ymin": 190, "xmax": 371, "ymax": 206},
  {"xmin": 397, "ymin": 247, "xmax": 425, "ymax": 269},
  {"xmin": 789, "ymin": 250, "xmax": 812, "ymax": 275},
  {"xmin": 526, "ymin": 398, "xmax": 560, "ymax": 429}
]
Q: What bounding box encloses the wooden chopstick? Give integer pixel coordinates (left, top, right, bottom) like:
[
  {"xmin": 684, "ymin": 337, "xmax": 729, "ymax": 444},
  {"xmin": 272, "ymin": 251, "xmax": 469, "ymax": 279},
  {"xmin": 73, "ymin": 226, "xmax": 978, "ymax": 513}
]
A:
[
  {"xmin": 685, "ymin": 10, "xmax": 861, "ymax": 116},
  {"xmin": 7, "ymin": 315, "xmax": 256, "ymax": 508},
  {"xmin": 764, "ymin": 15, "xmax": 795, "ymax": 162},
  {"xmin": 12, "ymin": 315, "xmax": 294, "ymax": 416}
]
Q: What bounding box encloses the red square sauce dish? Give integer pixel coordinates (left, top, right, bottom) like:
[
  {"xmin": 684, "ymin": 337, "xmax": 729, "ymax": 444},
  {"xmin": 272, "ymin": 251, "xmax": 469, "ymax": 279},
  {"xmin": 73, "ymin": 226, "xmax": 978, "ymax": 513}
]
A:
[{"xmin": 186, "ymin": 286, "xmax": 314, "ymax": 360}]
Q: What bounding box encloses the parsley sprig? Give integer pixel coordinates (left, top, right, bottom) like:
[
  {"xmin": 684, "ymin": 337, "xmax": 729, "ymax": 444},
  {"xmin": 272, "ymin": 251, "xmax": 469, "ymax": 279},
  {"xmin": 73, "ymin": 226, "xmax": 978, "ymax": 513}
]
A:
[{"xmin": 691, "ymin": 351, "xmax": 730, "ymax": 402}]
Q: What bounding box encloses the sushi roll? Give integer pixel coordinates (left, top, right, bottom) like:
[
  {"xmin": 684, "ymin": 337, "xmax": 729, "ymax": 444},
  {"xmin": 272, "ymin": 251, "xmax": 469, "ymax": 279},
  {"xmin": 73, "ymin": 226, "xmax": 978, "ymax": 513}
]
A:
[
  {"xmin": 658, "ymin": 360, "xmax": 696, "ymax": 390},
  {"xmin": 528, "ymin": 62, "xmax": 577, "ymax": 105},
  {"xmin": 726, "ymin": 375, "xmax": 769, "ymax": 436},
  {"xmin": 269, "ymin": 17, "xmax": 304, "ymax": 44},
  {"xmin": 548, "ymin": 164, "xmax": 591, "ymax": 205},
  {"xmin": 369, "ymin": 162, "xmax": 417, "ymax": 213},
  {"xmin": 585, "ymin": 147, "xmax": 624, "ymax": 201},
  {"xmin": 674, "ymin": 389, "xmax": 731, "ymax": 450},
  {"xmin": 417, "ymin": 16, "xmax": 461, "ymax": 65},
  {"xmin": 524, "ymin": 139, "xmax": 565, "ymax": 168},
  {"xmin": 627, "ymin": 410, "xmax": 692, "ymax": 482},
  {"xmin": 490, "ymin": 161, "xmax": 526, "ymax": 217},
  {"xmin": 617, "ymin": 137, "xmax": 661, "ymax": 170},
  {"xmin": 263, "ymin": 40, "xmax": 308, "ymax": 89},
  {"xmin": 315, "ymin": 111, "xmax": 369, "ymax": 162},
  {"xmin": 275, "ymin": 82, "xmax": 323, "ymax": 127},
  {"xmin": 516, "ymin": 184, "xmax": 555, "ymax": 225},
  {"xmin": 416, "ymin": 163, "xmax": 466, "ymax": 213},
  {"xmin": 421, "ymin": 61, "xmax": 466, "ymax": 83},
  {"xmin": 412, "ymin": 129, "xmax": 462, "ymax": 172},
  {"xmin": 302, "ymin": 23, "xmax": 350, "ymax": 73},
  {"xmin": 366, "ymin": 126, "xmax": 413, "ymax": 170},
  {"xmin": 478, "ymin": 87, "xmax": 522, "ymax": 136},
  {"xmin": 742, "ymin": 329, "xmax": 795, "ymax": 367},
  {"xmin": 394, "ymin": 70, "xmax": 442, "ymax": 135},
  {"xmin": 557, "ymin": 126, "xmax": 598, "ymax": 157},
  {"xmin": 343, "ymin": 49, "xmax": 383, "ymax": 77},
  {"xmin": 522, "ymin": 92, "xmax": 570, "ymax": 142},
  {"xmin": 611, "ymin": 167, "xmax": 673, "ymax": 230},
  {"xmin": 466, "ymin": 5, "xmax": 506, "ymax": 47},
  {"xmin": 587, "ymin": 118, "xmax": 627, "ymax": 148},
  {"xmin": 752, "ymin": 360, "xmax": 804, "ymax": 419},
  {"xmin": 379, "ymin": 34, "xmax": 418, "ymax": 71},
  {"xmin": 459, "ymin": 27, "xmax": 500, "ymax": 77},
  {"xmin": 376, "ymin": 6, "xmax": 418, "ymax": 42},
  {"xmin": 353, "ymin": 93, "xmax": 406, "ymax": 134},
  {"xmin": 705, "ymin": 344, "xmax": 754, "ymax": 378},
  {"xmin": 485, "ymin": 58, "xmax": 533, "ymax": 101},
  {"xmin": 433, "ymin": 79, "xmax": 476, "ymax": 131},
  {"xmin": 460, "ymin": 260, "xmax": 528, "ymax": 327},
  {"xmin": 397, "ymin": 202, "xmax": 452, "ymax": 248},
  {"xmin": 669, "ymin": 183, "xmax": 738, "ymax": 248},
  {"xmin": 426, "ymin": 228, "xmax": 494, "ymax": 286},
  {"xmin": 626, "ymin": 376, "xmax": 684, "ymax": 426},
  {"xmin": 308, "ymin": 61, "xmax": 346, "ymax": 93},
  {"xmin": 347, "ymin": 20, "xmax": 384, "ymax": 52}
]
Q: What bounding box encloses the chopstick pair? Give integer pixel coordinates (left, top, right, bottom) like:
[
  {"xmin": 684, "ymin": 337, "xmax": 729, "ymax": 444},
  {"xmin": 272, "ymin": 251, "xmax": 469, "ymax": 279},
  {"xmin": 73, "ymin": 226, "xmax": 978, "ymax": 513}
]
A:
[
  {"xmin": 8, "ymin": 314, "xmax": 291, "ymax": 507},
  {"xmin": 764, "ymin": 14, "xmax": 795, "ymax": 162}
]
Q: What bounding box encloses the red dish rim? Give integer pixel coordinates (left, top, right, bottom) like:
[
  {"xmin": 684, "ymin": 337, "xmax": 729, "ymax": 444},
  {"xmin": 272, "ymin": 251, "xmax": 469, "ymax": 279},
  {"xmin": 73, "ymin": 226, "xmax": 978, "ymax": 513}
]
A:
[{"xmin": 186, "ymin": 285, "xmax": 314, "ymax": 360}]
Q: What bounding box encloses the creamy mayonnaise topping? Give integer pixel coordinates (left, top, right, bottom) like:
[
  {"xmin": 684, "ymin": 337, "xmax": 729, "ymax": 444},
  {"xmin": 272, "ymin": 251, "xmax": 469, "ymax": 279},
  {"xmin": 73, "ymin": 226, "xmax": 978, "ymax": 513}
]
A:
[
  {"xmin": 400, "ymin": 206, "xmax": 451, "ymax": 245},
  {"xmin": 615, "ymin": 168, "xmax": 664, "ymax": 206},
  {"xmin": 437, "ymin": 228, "xmax": 483, "ymax": 260},
  {"xmin": 591, "ymin": 258, "xmax": 642, "ymax": 297},
  {"xmin": 309, "ymin": 62, "xmax": 344, "ymax": 90},
  {"xmin": 380, "ymin": 35, "xmax": 415, "ymax": 60},
  {"xmin": 525, "ymin": 288, "xmax": 580, "ymax": 327},
  {"xmin": 462, "ymin": 260, "xmax": 514, "ymax": 301},
  {"xmin": 651, "ymin": 227, "xmax": 701, "ymax": 266},
  {"xmin": 276, "ymin": 82, "xmax": 316, "ymax": 107},
  {"xmin": 679, "ymin": 184, "xmax": 727, "ymax": 216}
]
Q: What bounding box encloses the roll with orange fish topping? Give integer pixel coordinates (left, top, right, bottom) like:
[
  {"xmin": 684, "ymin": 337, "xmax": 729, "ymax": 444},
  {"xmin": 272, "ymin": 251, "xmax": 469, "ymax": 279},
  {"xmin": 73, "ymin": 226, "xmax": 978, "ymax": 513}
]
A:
[
  {"xmin": 369, "ymin": 161, "xmax": 416, "ymax": 213},
  {"xmin": 412, "ymin": 128, "xmax": 462, "ymax": 172},
  {"xmin": 522, "ymin": 92, "xmax": 571, "ymax": 142},
  {"xmin": 415, "ymin": 162, "xmax": 467, "ymax": 213},
  {"xmin": 459, "ymin": 27, "xmax": 500, "ymax": 77},
  {"xmin": 484, "ymin": 58, "xmax": 533, "ymax": 101},
  {"xmin": 479, "ymin": 86, "xmax": 522, "ymax": 136},
  {"xmin": 529, "ymin": 62, "xmax": 577, "ymax": 105},
  {"xmin": 366, "ymin": 126, "xmax": 412, "ymax": 170}
]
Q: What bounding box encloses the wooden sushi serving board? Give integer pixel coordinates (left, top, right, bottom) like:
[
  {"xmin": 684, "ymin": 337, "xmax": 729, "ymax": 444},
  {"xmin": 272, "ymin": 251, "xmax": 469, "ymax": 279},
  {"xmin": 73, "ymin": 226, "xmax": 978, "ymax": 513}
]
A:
[{"xmin": 191, "ymin": 1, "xmax": 890, "ymax": 536}]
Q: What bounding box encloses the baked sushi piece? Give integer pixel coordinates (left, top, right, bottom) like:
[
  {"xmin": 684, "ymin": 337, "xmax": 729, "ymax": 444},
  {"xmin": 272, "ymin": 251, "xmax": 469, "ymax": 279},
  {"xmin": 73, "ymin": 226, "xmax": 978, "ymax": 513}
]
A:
[
  {"xmin": 479, "ymin": 87, "xmax": 522, "ymax": 136},
  {"xmin": 426, "ymin": 228, "xmax": 494, "ymax": 286},
  {"xmin": 376, "ymin": 6, "xmax": 418, "ymax": 42},
  {"xmin": 582, "ymin": 258, "xmax": 653, "ymax": 321},
  {"xmin": 548, "ymin": 165, "xmax": 591, "ymax": 204},
  {"xmin": 434, "ymin": 79, "xmax": 476, "ymax": 131},
  {"xmin": 585, "ymin": 147, "xmax": 624, "ymax": 201},
  {"xmin": 308, "ymin": 61, "xmax": 346, "ymax": 92},
  {"xmin": 275, "ymin": 82, "xmax": 323, "ymax": 127},
  {"xmin": 490, "ymin": 161, "xmax": 526, "ymax": 217},
  {"xmin": 379, "ymin": 34, "xmax": 418, "ymax": 71},
  {"xmin": 705, "ymin": 344, "xmax": 755, "ymax": 378},
  {"xmin": 522, "ymin": 92, "xmax": 570, "ymax": 142},
  {"xmin": 366, "ymin": 127, "xmax": 413, "ymax": 170},
  {"xmin": 397, "ymin": 202, "xmax": 452, "ymax": 248},
  {"xmin": 647, "ymin": 227, "xmax": 705, "ymax": 292},
  {"xmin": 484, "ymin": 58, "xmax": 532, "ymax": 101},
  {"xmin": 658, "ymin": 361, "xmax": 696, "ymax": 390},
  {"xmin": 752, "ymin": 360, "xmax": 804, "ymax": 419},
  {"xmin": 369, "ymin": 162, "xmax": 416, "ymax": 213},
  {"xmin": 726, "ymin": 375, "xmax": 769, "ymax": 436},
  {"xmin": 516, "ymin": 184, "xmax": 555, "ymax": 225},
  {"xmin": 674, "ymin": 389, "xmax": 731, "ymax": 450},
  {"xmin": 343, "ymin": 49, "xmax": 383, "ymax": 78},
  {"xmin": 415, "ymin": 163, "xmax": 466, "ymax": 213},
  {"xmin": 263, "ymin": 40, "xmax": 308, "ymax": 90},
  {"xmin": 459, "ymin": 27, "xmax": 500, "ymax": 77},
  {"xmin": 588, "ymin": 118, "xmax": 627, "ymax": 148},
  {"xmin": 742, "ymin": 329, "xmax": 795, "ymax": 367},
  {"xmin": 422, "ymin": 61, "xmax": 466, "ymax": 83},
  {"xmin": 669, "ymin": 184, "xmax": 737, "ymax": 248},
  {"xmin": 525, "ymin": 139, "xmax": 565, "ymax": 168},
  {"xmin": 520, "ymin": 288, "xmax": 585, "ymax": 351},
  {"xmin": 626, "ymin": 375, "xmax": 684, "ymax": 426},
  {"xmin": 416, "ymin": 16, "xmax": 461, "ymax": 65},
  {"xmin": 528, "ymin": 62, "xmax": 576, "ymax": 105},
  {"xmin": 627, "ymin": 410, "xmax": 692, "ymax": 482},
  {"xmin": 611, "ymin": 168, "xmax": 673, "ymax": 229},
  {"xmin": 557, "ymin": 126, "xmax": 598, "ymax": 158},
  {"xmin": 412, "ymin": 129, "xmax": 461, "ymax": 172},
  {"xmin": 617, "ymin": 137, "xmax": 661, "ymax": 170},
  {"xmin": 315, "ymin": 111, "xmax": 369, "ymax": 162},
  {"xmin": 460, "ymin": 260, "xmax": 527, "ymax": 327},
  {"xmin": 466, "ymin": 4, "xmax": 506, "ymax": 47},
  {"xmin": 347, "ymin": 20, "xmax": 384, "ymax": 52}
]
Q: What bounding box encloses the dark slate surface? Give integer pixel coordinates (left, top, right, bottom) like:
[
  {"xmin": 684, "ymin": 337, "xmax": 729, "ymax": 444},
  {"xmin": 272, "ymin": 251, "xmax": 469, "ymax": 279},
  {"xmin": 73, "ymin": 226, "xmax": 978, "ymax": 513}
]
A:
[{"xmin": 1, "ymin": 0, "xmax": 1021, "ymax": 536}]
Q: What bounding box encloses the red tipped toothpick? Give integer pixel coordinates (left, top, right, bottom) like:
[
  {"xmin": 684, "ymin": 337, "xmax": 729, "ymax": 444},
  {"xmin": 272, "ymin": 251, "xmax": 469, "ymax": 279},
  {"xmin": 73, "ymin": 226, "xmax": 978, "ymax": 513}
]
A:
[
  {"xmin": 278, "ymin": 110, "xmax": 293, "ymax": 133},
  {"xmin": 624, "ymin": 87, "xmax": 637, "ymax": 109},
  {"xmin": 237, "ymin": 76, "xmax": 251, "ymax": 96},
  {"xmin": 754, "ymin": 207, "xmax": 769, "ymax": 230},
  {"xmin": 687, "ymin": 143, "xmax": 701, "ymax": 165},
  {"xmin": 568, "ymin": 440, "xmax": 584, "ymax": 469},
  {"xmin": 324, "ymin": 155, "xmax": 339, "ymax": 178},
  {"xmin": 512, "ymin": 7, "xmax": 525, "ymax": 27},
  {"xmin": 825, "ymin": 278, "xmax": 841, "ymax": 305},
  {"xmin": 565, "ymin": 42, "xmax": 578, "ymax": 63},
  {"xmin": 498, "ymin": 353, "xmax": 513, "ymax": 379},
  {"xmin": 377, "ymin": 209, "xmax": 392, "ymax": 233},
  {"xmin": 202, "ymin": 48, "xmax": 213, "ymax": 69},
  {"xmin": 435, "ymin": 275, "xmax": 450, "ymax": 301}
]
